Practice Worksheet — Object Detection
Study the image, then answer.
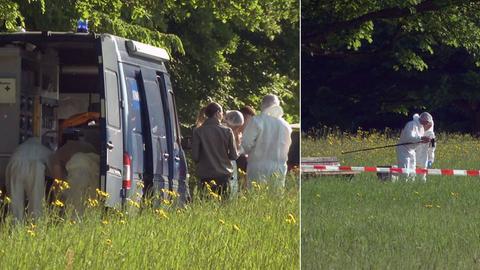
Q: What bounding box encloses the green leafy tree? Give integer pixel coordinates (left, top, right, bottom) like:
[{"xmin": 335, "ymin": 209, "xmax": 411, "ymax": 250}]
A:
[
  {"xmin": 302, "ymin": 0, "xmax": 480, "ymax": 133},
  {"xmin": 0, "ymin": 0, "xmax": 299, "ymax": 125},
  {"xmin": 303, "ymin": 0, "xmax": 480, "ymax": 71}
]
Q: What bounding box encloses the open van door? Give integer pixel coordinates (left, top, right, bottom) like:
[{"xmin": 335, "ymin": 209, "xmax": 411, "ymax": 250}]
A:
[
  {"xmin": 138, "ymin": 67, "xmax": 170, "ymax": 195},
  {"xmin": 162, "ymin": 74, "xmax": 189, "ymax": 201},
  {"xmin": 99, "ymin": 35, "xmax": 125, "ymax": 207}
]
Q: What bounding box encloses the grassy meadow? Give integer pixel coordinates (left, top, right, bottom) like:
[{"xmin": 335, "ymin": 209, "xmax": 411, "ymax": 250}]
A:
[
  {"xmin": 0, "ymin": 173, "xmax": 299, "ymax": 269},
  {"xmin": 302, "ymin": 129, "xmax": 480, "ymax": 269}
]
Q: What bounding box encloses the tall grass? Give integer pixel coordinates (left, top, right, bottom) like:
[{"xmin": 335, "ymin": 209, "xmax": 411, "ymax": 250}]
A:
[
  {"xmin": 302, "ymin": 130, "xmax": 480, "ymax": 269},
  {"xmin": 0, "ymin": 173, "xmax": 299, "ymax": 269},
  {"xmin": 303, "ymin": 128, "xmax": 480, "ymax": 169}
]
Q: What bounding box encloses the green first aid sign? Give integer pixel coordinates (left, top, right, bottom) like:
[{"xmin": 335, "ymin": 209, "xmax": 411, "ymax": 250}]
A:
[{"xmin": 0, "ymin": 78, "xmax": 16, "ymax": 103}]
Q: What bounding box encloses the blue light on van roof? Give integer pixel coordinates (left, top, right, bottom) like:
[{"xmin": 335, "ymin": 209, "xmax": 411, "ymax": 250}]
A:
[{"xmin": 77, "ymin": 19, "xmax": 89, "ymax": 33}]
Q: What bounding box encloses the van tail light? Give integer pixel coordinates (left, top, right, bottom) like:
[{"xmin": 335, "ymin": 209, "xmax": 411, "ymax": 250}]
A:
[{"xmin": 123, "ymin": 153, "xmax": 132, "ymax": 190}]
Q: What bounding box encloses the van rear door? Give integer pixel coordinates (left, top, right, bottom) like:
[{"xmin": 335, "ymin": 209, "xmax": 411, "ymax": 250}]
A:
[
  {"xmin": 158, "ymin": 74, "xmax": 187, "ymax": 194},
  {"xmin": 139, "ymin": 67, "xmax": 170, "ymax": 192},
  {"xmin": 100, "ymin": 35, "xmax": 124, "ymax": 207}
]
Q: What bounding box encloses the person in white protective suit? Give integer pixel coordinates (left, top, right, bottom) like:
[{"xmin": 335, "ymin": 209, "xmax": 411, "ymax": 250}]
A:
[
  {"xmin": 5, "ymin": 137, "xmax": 52, "ymax": 222},
  {"xmin": 416, "ymin": 119, "xmax": 436, "ymax": 181},
  {"xmin": 396, "ymin": 112, "xmax": 434, "ymax": 181},
  {"xmin": 223, "ymin": 110, "xmax": 244, "ymax": 197},
  {"xmin": 62, "ymin": 152, "xmax": 100, "ymax": 218},
  {"xmin": 241, "ymin": 94, "xmax": 292, "ymax": 188}
]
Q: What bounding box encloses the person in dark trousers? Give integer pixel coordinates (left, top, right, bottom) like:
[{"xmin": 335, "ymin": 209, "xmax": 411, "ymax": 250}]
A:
[{"xmin": 192, "ymin": 102, "xmax": 239, "ymax": 199}]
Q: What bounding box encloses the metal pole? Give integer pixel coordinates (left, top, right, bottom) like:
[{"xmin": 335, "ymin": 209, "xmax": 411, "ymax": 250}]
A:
[{"xmin": 341, "ymin": 141, "xmax": 424, "ymax": 155}]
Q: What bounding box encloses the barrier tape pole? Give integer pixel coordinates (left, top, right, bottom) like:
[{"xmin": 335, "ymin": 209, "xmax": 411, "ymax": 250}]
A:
[{"xmin": 301, "ymin": 164, "xmax": 480, "ymax": 176}]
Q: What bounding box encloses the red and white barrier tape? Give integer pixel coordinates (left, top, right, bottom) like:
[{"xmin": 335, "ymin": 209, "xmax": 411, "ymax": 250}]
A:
[{"xmin": 301, "ymin": 164, "xmax": 480, "ymax": 176}]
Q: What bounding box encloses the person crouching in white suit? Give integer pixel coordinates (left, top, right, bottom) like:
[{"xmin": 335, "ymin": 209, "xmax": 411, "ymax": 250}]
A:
[
  {"xmin": 396, "ymin": 112, "xmax": 434, "ymax": 181},
  {"xmin": 5, "ymin": 137, "xmax": 52, "ymax": 222},
  {"xmin": 416, "ymin": 120, "xmax": 436, "ymax": 182},
  {"xmin": 63, "ymin": 152, "xmax": 100, "ymax": 218}
]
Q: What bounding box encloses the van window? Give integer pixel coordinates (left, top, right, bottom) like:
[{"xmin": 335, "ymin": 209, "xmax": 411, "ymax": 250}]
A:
[
  {"xmin": 156, "ymin": 74, "xmax": 179, "ymax": 143},
  {"xmin": 104, "ymin": 70, "xmax": 120, "ymax": 128},
  {"xmin": 168, "ymin": 90, "xmax": 181, "ymax": 145},
  {"xmin": 125, "ymin": 76, "xmax": 145, "ymax": 175},
  {"xmin": 144, "ymin": 80, "xmax": 167, "ymax": 137},
  {"xmin": 126, "ymin": 77, "xmax": 143, "ymax": 132}
]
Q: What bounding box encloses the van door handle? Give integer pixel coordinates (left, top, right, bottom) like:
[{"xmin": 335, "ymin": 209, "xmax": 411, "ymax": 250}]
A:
[
  {"xmin": 163, "ymin": 153, "xmax": 169, "ymax": 159},
  {"xmin": 174, "ymin": 157, "xmax": 180, "ymax": 162},
  {"xmin": 106, "ymin": 141, "xmax": 114, "ymax": 150}
]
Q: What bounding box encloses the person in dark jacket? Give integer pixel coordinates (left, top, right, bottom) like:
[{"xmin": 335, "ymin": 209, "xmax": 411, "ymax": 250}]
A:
[{"xmin": 192, "ymin": 102, "xmax": 239, "ymax": 198}]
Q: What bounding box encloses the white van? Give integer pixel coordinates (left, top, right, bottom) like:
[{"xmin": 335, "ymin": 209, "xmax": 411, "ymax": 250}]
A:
[{"xmin": 0, "ymin": 32, "xmax": 189, "ymax": 207}]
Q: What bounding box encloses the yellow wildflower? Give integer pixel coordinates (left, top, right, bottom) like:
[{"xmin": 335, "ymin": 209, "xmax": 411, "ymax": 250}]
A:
[
  {"xmin": 96, "ymin": 189, "xmax": 109, "ymax": 198},
  {"xmin": 286, "ymin": 213, "xmax": 297, "ymax": 224},
  {"xmin": 219, "ymin": 219, "xmax": 225, "ymax": 225},
  {"xmin": 209, "ymin": 191, "xmax": 222, "ymax": 201},
  {"xmin": 101, "ymin": 220, "xmax": 109, "ymax": 225},
  {"xmin": 204, "ymin": 182, "xmax": 212, "ymax": 192},
  {"xmin": 162, "ymin": 199, "xmax": 172, "ymax": 205},
  {"xmin": 167, "ymin": 190, "xmax": 179, "ymax": 198},
  {"xmin": 4, "ymin": 196, "xmax": 11, "ymax": 204},
  {"xmin": 27, "ymin": 229, "xmax": 35, "ymax": 237},
  {"xmin": 155, "ymin": 209, "xmax": 169, "ymax": 219},
  {"xmin": 88, "ymin": 198, "xmax": 99, "ymax": 208},
  {"xmin": 238, "ymin": 168, "xmax": 246, "ymax": 176},
  {"xmin": 233, "ymin": 224, "xmax": 240, "ymax": 232},
  {"xmin": 252, "ymin": 181, "xmax": 261, "ymax": 190},
  {"xmin": 105, "ymin": 239, "xmax": 112, "ymax": 246},
  {"xmin": 52, "ymin": 199, "xmax": 64, "ymax": 208},
  {"xmin": 54, "ymin": 179, "xmax": 70, "ymax": 191},
  {"xmin": 126, "ymin": 198, "xmax": 140, "ymax": 208},
  {"xmin": 424, "ymin": 204, "xmax": 433, "ymax": 208}
]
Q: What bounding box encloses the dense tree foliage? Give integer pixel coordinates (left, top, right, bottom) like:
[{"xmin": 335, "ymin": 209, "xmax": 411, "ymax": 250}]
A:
[
  {"xmin": 0, "ymin": 0, "xmax": 299, "ymax": 125},
  {"xmin": 303, "ymin": 0, "xmax": 480, "ymax": 133}
]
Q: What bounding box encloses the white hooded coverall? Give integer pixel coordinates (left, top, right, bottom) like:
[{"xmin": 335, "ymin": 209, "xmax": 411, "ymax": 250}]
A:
[
  {"xmin": 5, "ymin": 138, "xmax": 52, "ymax": 221},
  {"xmin": 396, "ymin": 114, "xmax": 425, "ymax": 180},
  {"xmin": 416, "ymin": 123, "xmax": 435, "ymax": 168},
  {"xmin": 241, "ymin": 105, "xmax": 292, "ymax": 187},
  {"xmin": 416, "ymin": 122, "xmax": 436, "ymax": 181}
]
